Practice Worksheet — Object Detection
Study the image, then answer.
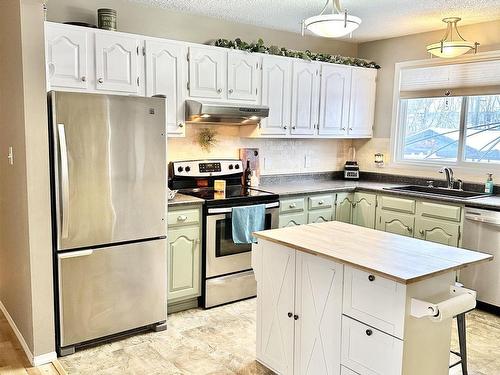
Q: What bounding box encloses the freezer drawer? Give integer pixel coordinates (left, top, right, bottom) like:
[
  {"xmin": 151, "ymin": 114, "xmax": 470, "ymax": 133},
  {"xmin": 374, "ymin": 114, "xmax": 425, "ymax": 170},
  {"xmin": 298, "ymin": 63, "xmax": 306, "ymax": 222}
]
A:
[{"xmin": 58, "ymin": 240, "xmax": 167, "ymax": 347}]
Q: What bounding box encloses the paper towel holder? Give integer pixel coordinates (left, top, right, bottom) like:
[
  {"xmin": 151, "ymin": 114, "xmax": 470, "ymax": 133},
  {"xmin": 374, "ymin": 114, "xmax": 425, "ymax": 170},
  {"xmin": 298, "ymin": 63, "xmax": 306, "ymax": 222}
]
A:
[{"xmin": 410, "ymin": 285, "xmax": 477, "ymax": 319}]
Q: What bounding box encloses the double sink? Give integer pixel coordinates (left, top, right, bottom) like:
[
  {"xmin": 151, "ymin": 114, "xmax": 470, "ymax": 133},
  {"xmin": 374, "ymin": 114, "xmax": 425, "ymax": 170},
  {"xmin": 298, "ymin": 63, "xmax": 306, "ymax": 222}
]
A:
[{"xmin": 386, "ymin": 185, "xmax": 489, "ymax": 200}]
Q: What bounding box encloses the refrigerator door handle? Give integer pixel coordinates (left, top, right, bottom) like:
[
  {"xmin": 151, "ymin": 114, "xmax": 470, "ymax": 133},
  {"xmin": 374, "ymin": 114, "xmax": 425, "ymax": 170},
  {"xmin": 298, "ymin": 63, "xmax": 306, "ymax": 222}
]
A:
[
  {"xmin": 59, "ymin": 250, "xmax": 94, "ymax": 259},
  {"xmin": 58, "ymin": 123, "xmax": 70, "ymax": 239}
]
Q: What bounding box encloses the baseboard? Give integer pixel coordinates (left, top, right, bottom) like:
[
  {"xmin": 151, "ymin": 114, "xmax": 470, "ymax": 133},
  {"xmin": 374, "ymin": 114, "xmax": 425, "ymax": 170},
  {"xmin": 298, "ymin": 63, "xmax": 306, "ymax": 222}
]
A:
[{"xmin": 0, "ymin": 300, "xmax": 57, "ymax": 366}]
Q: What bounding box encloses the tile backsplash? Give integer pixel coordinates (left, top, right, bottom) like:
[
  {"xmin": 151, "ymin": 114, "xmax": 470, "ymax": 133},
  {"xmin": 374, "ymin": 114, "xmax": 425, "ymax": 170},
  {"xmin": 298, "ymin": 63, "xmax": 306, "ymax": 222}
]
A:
[{"xmin": 168, "ymin": 125, "xmax": 352, "ymax": 175}]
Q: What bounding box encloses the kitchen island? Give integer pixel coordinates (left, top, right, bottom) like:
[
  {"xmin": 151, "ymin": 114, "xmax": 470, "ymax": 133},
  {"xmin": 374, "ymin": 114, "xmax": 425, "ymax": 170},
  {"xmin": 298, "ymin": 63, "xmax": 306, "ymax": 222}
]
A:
[{"xmin": 252, "ymin": 221, "xmax": 492, "ymax": 375}]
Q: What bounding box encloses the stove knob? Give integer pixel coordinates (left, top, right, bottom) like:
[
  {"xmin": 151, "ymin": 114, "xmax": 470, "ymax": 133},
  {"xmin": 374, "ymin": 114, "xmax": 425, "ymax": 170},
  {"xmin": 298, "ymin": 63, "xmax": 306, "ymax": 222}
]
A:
[
  {"xmin": 177, "ymin": 166, "xmax": 184, "ymax": 172},
  {"xmin": 185, "ymin": 166, "xmax": 191, "ymax": 172},
  {"xmin": 235, "ymin": 164, "xmax": 240, "ymax": 170},
  {"xmin": 229, "ymin": 164, "xmax": 234, "ymax": 170}
]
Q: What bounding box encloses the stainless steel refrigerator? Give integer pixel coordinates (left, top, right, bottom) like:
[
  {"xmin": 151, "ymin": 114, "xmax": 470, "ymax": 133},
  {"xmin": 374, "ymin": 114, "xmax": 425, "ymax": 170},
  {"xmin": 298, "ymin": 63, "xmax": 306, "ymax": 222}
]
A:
[{"xmin": 48, "ymin": 91, "xmax": 167, "ymax": 356}]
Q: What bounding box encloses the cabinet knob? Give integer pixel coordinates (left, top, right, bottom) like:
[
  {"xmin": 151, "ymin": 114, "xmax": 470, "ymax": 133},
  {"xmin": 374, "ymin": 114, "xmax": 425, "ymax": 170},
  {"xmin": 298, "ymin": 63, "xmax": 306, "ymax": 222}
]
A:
[
  {"xmin": 81, "ymin": 76, "xmax": 87, "ymax": 82},
  {"xmin": 318, "ymin": 200, "xmax": 324, "ymax": 205},
  {"xmin": 349, "ymin": 127, "xmax": 353, "ymax": 131},
  {"xmin": 293, "ymin": 314, "xmax": 299, "ymax": 320},
  {"xmin": 177, "ymin": 215, "xmax": 188, "ymax": 222},
  {"xmin": 368, "ymin": 274, "xmax": 375, "ymax": 282},
  {"xmin": 228, "ymin": 88, "xmax": 233, "ymax": 94},
  {"xmin": 292, "ymin": 126, "xmax": 296, "ymax": 130},
  {"xmin": 407, "ymin": 226, "xmax": 413, "ymax": 233},
  {"xmin": 342, "ymin": 127, "xmax": 346, "ymax": 131},
  {"xmin": 288, "ymin": 312, "xmax": 293, "ymax": 318},
  {"xmin": 366, "ymin": 329, "xmax": 373, "ymax": 336},
  {"xmin": 289, "ymin": 203, "xmax": 297, "ymax": 208},
  {"xmin": 217, "ymin": 88, "xmax": 222, "ymax": 94},
  {"xmin": 178, "ymin": 123, "xmax": 184, "ymax": 128},
  {"xmin": 283, "ymin": 126, "xmax": 288, "ymax": 130},
  {"xmin": 98, "ymin": 78, "xmax": 104, "ymax": 84},
  {"xmin": 419, "ymin": 229, "xmax": 425, "ymax": 236},
  {"xmin": 352, "ymin": 202, "xmax": 357, "ymax": 208}
]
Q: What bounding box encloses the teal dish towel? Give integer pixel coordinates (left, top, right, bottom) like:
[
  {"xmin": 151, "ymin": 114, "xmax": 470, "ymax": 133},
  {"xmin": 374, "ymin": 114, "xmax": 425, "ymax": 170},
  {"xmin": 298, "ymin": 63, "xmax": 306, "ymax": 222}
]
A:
[{"xmin": 232, "ymin": 204, "xmax": 266, "ymax": 244}]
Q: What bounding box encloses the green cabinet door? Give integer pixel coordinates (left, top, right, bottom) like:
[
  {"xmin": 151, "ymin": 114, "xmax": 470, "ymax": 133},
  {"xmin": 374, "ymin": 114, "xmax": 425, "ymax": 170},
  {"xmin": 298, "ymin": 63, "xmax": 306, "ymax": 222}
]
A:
[
  {"xmin": 167, "ymin": 226, "xmax": 201, "ymax": 302},
  {"xmin": 376, "ymin": 210, "xmax": 415, "ymax": 237},
  {"xmin": 335, "ymin": 193, "xmax": 353, "ymax": 223},
  {"xmin": 308, "ymin": 209, "xmax": 333, "ymax": 224},
  {"xmin": 352, "ymin": 192, "xmax": 377, "ymax": 228},
  {"xmin": 279, "ymin": 213, "xmax": 307, "ymax": 228},
  {"xmin": 414, "ymin": 217, "xmax": 460, "ymax": 247}
]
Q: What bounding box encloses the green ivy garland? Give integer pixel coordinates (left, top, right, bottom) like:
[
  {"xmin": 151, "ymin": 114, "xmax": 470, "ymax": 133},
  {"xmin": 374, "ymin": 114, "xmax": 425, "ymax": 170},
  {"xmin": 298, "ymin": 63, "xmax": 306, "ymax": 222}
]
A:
[{"xmin": 214, "ymin": 38, "xmax": 380, "ymax": 69}]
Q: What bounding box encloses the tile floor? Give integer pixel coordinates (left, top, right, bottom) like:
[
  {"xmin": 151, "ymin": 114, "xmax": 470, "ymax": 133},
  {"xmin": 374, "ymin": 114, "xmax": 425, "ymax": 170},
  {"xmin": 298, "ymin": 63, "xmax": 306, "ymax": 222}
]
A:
[{"xmin": 57, "ymin": 299, "xmax": 500, "ymax": 375}]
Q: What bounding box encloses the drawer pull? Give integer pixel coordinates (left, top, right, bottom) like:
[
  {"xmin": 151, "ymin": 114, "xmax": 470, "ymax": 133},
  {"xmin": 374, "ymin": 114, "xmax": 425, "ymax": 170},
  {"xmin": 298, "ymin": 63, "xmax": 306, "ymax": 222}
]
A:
[
  {"xmin": 407, "ymin": 226, "xmax": 413, "ymax": 233},
  {"xmin": 368, "ymin": 274, "xmax": 375, "ymax": 282},
  {"xmin": 318, "ymin": 200, "xmax": 324, "ymax": 205},
  {"xmin": 288, "ymin": 312, "xmax": 293, "ymax": 318},
  {"xmin": 177, "ymin": 215, "xmax": 188, "ymax": 222},
  {"xmin": 352, "ymin": 202, "xmax": 357, "ymax": 207},
  {"xmin": 366, "ymin": 329, "xmax": 373, "ymax": 336},
  {"xmin": 289, "ymin": 203, "xmax": 297, "ymax": 208},
  {"xmin": 294, "ymin": 314, "xmax": 299, "ymax": 321},
  {"xmin": 419, "ymin": 229, "xmax": 425, "ymax": 236}
]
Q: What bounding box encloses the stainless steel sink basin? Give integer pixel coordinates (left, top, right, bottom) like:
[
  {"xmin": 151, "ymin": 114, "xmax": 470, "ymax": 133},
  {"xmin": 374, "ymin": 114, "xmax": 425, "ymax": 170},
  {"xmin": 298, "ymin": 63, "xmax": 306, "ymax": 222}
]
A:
[{"xmin": 385, "ymin": 185, "xmax": 489, "ymax": 199}]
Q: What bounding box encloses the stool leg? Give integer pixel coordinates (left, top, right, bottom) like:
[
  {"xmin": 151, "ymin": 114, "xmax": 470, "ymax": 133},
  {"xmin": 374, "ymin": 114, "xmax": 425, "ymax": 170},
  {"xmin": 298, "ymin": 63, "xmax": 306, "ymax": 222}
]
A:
[{"xmin": 457, "ymin": 313, "xmax": 468, "ymax": 375}]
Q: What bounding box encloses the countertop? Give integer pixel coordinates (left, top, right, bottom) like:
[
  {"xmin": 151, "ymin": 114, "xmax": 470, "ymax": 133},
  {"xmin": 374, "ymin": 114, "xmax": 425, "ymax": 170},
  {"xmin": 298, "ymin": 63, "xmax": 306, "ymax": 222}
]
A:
[
  {"xmin": 254, "ymin": 221, "xmax": 493, "ymax": 284},
  {"xmin": 258, "ymin": 180, "xmax": 500, "ymax": 210},
  {"xmin": 168, "ymin": 193, "xmax": 204, "ymax": 207}
]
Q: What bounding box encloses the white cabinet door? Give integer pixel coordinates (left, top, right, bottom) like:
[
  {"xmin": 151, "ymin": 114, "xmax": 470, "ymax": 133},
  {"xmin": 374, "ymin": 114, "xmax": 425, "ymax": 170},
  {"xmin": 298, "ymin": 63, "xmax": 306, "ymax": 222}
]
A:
[
  {"xmin": 145, "ymin": 40, "xmax": 186, "ymax": 136},
  {"xmin": 294, "ymin": 252, "xmax": 343, "ymax": 375},
  {"xmin": 260, "ymin": 56, "xmax": 292, "ymax": 136},
  {"xmin": 227, "ymin": 52, "xmax": 260, "ymax": 102},
  {"xmin": 348, "ymin": 68, "xmax": 377, "ymax": 137},
  {"xmin": 45, "ymin": 25, "xmax": 88, "ymax": 89},
  {"xmin": 256, "ymin": 241, "xmax": 295, "ymax": 374},
  {"xmin": 95, "ymin": 33, "xmax": 140, "ymax": 94},
  {"xmin": 291, "ymin": 62, "xmax": 320, "ymax": 136},
  {"xmin": 318, "ymin": 65, "xmax": 351, "ymax": 136},
  {"xmin": 188, "ymin": 46, "xmax": 226, "ymax": 99}
]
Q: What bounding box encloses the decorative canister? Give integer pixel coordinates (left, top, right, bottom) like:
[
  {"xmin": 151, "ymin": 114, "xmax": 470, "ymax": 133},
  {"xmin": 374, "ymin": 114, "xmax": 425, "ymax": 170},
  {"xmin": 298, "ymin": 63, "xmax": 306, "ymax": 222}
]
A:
[{"xmin": 98, "ymin": 8, "xmax": 117, "ymax": 31}]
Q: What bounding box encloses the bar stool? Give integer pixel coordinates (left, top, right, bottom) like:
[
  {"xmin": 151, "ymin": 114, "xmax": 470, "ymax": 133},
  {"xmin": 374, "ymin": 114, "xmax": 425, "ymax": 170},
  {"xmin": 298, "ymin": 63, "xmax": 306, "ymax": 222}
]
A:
[{"xmin": 449, "ymin": 311, "xmax": 471, "ymax": 375}]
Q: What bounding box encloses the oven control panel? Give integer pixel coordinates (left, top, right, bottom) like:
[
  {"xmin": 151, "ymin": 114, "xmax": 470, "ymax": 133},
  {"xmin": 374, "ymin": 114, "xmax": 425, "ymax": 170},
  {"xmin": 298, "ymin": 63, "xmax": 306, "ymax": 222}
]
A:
[{"xmin": 172, "ymin": 159, "xmax": 243, "ymax": 177}]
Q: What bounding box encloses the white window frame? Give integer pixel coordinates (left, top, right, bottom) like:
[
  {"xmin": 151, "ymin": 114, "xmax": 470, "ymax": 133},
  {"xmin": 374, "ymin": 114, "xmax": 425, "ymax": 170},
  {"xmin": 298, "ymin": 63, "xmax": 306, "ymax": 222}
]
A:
[{"xmin": 390, "ymin": 50, "xmax": 500, "ymax": 172}]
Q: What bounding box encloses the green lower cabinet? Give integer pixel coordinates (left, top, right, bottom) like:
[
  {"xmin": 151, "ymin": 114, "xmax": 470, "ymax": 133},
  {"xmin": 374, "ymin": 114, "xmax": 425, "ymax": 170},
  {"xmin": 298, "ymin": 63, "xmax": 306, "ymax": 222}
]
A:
[
  {"xmin": 279, "ymin": 212, "xmax": 307, "ymax": 228},
  {"xmin": 414, "ymin": 217, "xmax": 460, "ymax": 247},
  {"xmin": 308, "ymin": 209, "xmax": 333, "ymax": 224},
  {"xmin": 352, "ymin": 192, "xmax": 377, "ymax": 229},
  {"xmin": 376, "ymin": 210, "xmax": 415, "ymax": 237},
  {"xmin": 167, "ymin": 226, "xmax": 201, "ymax": 302},
  {"xmin": 335, "ymin": 193, "xmax": 354, "ymax": 223}
]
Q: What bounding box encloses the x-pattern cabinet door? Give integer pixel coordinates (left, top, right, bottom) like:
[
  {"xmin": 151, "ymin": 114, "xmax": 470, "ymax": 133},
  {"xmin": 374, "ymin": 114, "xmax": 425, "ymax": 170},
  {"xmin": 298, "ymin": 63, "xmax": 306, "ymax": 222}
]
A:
[
  {"xmin": 294, "ymin": 251, "xmax": 343, "ymax": 375},
  {"xmin": 95, "ymin": 33, "xmax": 140, "ymax": 94},
  {"xmin": 291, "ymin": 61, "xmax": 320, "ymax": 136}
]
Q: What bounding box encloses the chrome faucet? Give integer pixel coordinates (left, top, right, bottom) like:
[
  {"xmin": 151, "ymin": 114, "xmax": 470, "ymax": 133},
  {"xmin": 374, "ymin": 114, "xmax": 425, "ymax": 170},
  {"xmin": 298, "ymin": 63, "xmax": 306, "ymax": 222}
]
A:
[{"xmin": 439, "ymin": 167, "xmax": 454, "ymax": 189}]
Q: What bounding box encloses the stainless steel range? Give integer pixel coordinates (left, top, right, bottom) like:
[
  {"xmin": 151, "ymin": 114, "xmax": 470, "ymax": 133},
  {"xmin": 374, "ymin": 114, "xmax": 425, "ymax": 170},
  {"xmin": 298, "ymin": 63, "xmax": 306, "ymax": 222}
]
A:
[{"xmin": 170, "ymin": 159, "xmax": 279, "ymax": 308}]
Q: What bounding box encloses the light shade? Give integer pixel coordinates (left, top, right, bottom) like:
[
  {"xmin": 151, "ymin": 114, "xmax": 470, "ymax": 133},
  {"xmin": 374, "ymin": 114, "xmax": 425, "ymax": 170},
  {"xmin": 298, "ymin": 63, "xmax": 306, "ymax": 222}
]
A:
[
  {"xmin": 427, "ymin": 41, "xmax": 478, "ymax": 58},
  {"xmin": 304, "ymin": 13, "xmax": 361, "ymax": 38}
]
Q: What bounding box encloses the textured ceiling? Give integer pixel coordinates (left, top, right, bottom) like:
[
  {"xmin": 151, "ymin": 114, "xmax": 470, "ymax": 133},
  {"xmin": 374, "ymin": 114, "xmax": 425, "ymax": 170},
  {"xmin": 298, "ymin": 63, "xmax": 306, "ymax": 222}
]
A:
[{"xmin": 130, "ymin": 0, "xmax": 500, "ymax": 42}]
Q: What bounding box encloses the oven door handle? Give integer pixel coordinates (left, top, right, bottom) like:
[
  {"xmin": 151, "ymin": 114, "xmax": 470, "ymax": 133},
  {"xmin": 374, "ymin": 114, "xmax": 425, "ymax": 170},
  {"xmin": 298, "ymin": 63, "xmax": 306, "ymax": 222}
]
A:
[{"xmin": 207, "ymin": 201, "xmax": 279, "ymax": 215}]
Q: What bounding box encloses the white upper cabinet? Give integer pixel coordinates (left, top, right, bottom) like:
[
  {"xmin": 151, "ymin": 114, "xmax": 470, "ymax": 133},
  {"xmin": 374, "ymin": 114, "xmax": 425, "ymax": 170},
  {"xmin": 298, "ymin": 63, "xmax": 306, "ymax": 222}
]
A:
[
  {"xmin": 95, "ymin": 33, "xmax": 140, "ymax": 94},
  {"xmin": 260, "ymin": 56, "xmax": 292, "ymax": 136},
  {"xmin": 188, "ymin": 46, "xmax": 226, "ymax": 99},
  {"xmin": 291, "ymin": 61, "xmax": 320, "ymax": 136},
  {"xmin": 145, "ymin": 40, "xmax": 186, "ymax": 136},
  {"xmin": 318, "ymin": 65, "xmax": 352, "ymax": 136},
  {"xmin": 348, "ymin": 67, "xmax": 377, "ymax": 137},
  {"xmin": 45, "ymin": 24, "xmax": 88, "ymax": 90},
  {"xmin": 227, "ymin": 51, "xmax": 260, "ymax": 102}
]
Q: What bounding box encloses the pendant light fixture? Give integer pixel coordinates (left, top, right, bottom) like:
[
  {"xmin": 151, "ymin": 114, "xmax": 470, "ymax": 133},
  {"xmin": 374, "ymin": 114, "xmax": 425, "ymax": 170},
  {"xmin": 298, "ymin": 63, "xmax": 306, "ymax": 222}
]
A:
[
  {"xmin": 302, "ymin": 0, "xmax": 361, "ymax": 38},
  {"xmin": 426, "ymin": 17, "xmax": 479, "ymax": 58}
]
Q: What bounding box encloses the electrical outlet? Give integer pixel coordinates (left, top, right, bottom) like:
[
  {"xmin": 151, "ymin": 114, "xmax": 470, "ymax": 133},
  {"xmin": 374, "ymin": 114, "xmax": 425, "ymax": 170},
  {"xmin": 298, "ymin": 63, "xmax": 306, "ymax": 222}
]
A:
[{"xmin": 7, "ymin": 146, "xmax": 14, "ymax": 165}]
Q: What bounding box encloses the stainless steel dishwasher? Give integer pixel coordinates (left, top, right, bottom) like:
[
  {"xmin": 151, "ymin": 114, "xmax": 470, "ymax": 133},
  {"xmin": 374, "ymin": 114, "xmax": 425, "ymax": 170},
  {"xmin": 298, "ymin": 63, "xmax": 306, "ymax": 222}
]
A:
[{"xmin": 459, "ymin": 207, "xmax": 500, "ymax": 311}]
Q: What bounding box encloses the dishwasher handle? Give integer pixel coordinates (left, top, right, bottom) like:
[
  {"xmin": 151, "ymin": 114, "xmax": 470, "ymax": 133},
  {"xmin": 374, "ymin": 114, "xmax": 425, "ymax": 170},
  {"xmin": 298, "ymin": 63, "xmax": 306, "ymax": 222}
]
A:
[{"xmin": 465, "ymin": 213, "xmax": 500, "ymax": 227}]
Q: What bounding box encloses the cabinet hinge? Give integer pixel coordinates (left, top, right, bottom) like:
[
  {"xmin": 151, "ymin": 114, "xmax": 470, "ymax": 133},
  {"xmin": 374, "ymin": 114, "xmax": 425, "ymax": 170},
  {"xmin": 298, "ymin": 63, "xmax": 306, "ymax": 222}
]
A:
[
  {"xmin": 142, "ymin": 46, "xmax": 146, "ymax": 56},
  {"xmin": 255, "ymin": 87, "xmax": 258, "ymax": 95},
  {"xmin": 136, "ymin": 46, "xmax": 139, "ymax": 55},
  {"xmin": 137, "ymin": 77, "xmax": 140, "ymax": 86},
  {"xmin": 379, "ymin": 216, "xmax": 382, "ymax": 223},
  {"xmin": 187, "ymin": 81, "xmax": 190, "ymax": 90},
  {"xmin": 187, "ymin": 53, "xmax": 190, "ymax": 62},
  {"xmin": 256, "ymin": 62, "xmax": 259, "ymax": 69}
]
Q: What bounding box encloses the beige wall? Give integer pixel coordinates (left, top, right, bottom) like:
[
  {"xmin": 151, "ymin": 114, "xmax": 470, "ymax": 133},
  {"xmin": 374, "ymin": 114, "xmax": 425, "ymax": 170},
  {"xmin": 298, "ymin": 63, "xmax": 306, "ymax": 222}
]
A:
[
  {"xmin": 355, "ymin": 20, "xmax": 500, "ymax": 183},
  {"xmin": 0, "ymin": 0, "xmax": 54, "ymax": 361}
]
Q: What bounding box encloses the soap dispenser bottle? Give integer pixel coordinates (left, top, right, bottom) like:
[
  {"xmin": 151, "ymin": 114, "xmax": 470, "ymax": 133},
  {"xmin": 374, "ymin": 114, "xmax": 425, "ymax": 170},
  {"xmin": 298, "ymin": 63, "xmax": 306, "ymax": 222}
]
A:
[{"xmin": 485, "ymin": 173, "xmax": 494, "ymax": 194}]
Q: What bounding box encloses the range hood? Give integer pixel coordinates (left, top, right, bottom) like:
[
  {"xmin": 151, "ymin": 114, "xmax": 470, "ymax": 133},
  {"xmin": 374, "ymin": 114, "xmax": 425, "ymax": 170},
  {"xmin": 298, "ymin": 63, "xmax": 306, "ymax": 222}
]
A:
[{"xmin": 185, "ymin": 100, "xmax": 269, "ymax": 125}]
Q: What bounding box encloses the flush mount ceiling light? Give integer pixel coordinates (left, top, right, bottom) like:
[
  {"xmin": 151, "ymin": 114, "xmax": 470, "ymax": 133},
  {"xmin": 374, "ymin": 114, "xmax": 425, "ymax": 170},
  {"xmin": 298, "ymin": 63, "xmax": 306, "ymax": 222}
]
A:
[
  {"xmin": 302, "ymin": 0, "xmax": 361, "ymax": 38},
  {"xmin": 426, "ymin": 17, "xmax": 480, "ymax": 58}
]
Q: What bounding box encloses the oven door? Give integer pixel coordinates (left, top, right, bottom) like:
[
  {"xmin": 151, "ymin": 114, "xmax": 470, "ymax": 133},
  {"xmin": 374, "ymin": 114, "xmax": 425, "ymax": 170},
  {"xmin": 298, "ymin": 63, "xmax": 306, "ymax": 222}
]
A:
[{"xmin": 206, "ymin": 204, "xmax": 278, "ymax": 278}]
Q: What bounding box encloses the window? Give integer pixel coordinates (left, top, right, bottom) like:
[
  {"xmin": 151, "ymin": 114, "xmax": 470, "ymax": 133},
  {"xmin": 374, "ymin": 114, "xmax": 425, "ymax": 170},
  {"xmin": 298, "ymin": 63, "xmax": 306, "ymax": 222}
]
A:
[{"xmin": 397, "ymin": 94, "xmax": 500, "ymax": 165}]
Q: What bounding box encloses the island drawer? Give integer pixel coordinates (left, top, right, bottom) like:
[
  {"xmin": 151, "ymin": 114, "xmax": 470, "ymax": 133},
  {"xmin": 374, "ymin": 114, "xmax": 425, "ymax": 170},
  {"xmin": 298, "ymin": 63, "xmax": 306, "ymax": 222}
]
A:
[
  {"xmin": 280, "ymin": 197, "xmax": 305, "ymax": 214},
  {"xmin": 343, "ymin": 267, "xmax": 406, "ymax": 339},
  {"xmin": 341, "ymin": 366, "xmax": 360, "ymax": 375},
  {"xmin": 417, "ymin": 201, "xmax": 462, "ymax": 222},
  {"xmin": 308, "ymin": 194, "xmax": 334, "ymax": 210},
  {"xmin": 341, "ymin": 316, "xmax": 403, "ymax": 375},
  {"xmin": 167, "ymin": 208, "xmax": 200, "ymax": 227},
  {"xmin": 378, "ymin": 195, "xmax": 416, "ymax": 214}
]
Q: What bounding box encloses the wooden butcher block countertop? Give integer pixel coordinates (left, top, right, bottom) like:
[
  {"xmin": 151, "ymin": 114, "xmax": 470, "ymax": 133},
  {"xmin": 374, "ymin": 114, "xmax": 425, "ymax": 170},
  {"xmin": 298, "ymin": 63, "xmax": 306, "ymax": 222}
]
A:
[{"xmin": 253, "ymin": 221, "xmax": 492, "ymax": 284}]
